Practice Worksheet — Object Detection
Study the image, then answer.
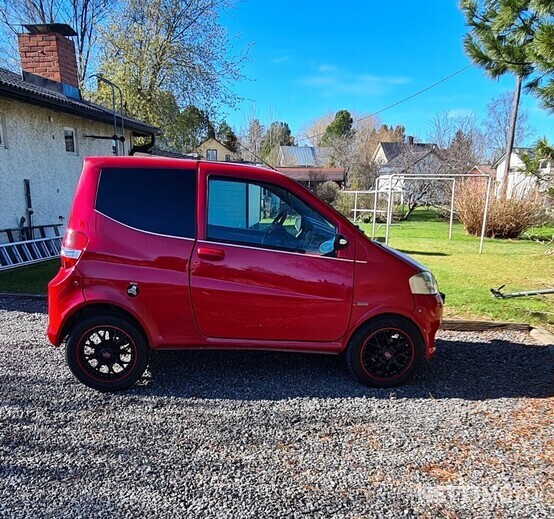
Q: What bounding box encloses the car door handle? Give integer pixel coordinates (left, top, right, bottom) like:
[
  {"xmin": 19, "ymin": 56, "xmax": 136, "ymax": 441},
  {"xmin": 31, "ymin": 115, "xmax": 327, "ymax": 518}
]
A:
[{"xmin": 197, "ymin": 247, "xmax": 225, "ymax": 261}]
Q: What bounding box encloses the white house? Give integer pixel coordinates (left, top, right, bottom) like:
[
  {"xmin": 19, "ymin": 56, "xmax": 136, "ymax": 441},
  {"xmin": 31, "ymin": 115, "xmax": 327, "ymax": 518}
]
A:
[
  {"xmin": 492, "ymin": 148, "xmax": 552, "ymax": 199},
  {"xmin": 0, "ymin": 23, "xmax": 157, "ymax": 242}
]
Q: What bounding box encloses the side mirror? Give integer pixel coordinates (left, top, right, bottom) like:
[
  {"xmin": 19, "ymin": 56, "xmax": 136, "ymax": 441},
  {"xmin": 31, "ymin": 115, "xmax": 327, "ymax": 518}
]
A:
[{"xmin": 333, "ymin": 233, "xmax": 349, "ymax": 251}]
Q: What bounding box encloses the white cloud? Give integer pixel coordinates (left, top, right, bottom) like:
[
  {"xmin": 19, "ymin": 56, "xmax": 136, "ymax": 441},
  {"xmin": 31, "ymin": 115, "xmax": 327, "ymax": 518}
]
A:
[
  {"xmin": 298, "ymin": 71, "xmax": 410, "ymax": 97},
  {"xmin": 318, "ymin": 64, "xmax": 338, "ymax": 72},
  {"xmin": 446, "ymin": 108, "xmax": 477, "ymax": 118},
  {"xmin": 272, "ymin": 56, "xmax": 290, "ymax": 64}
]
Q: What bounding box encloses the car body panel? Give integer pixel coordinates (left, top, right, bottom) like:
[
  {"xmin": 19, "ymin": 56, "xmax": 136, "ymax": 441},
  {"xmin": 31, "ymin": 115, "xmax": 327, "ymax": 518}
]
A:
[{"xmin": 48, "ymin": 156, "xmax": 442, "ymax": 362}]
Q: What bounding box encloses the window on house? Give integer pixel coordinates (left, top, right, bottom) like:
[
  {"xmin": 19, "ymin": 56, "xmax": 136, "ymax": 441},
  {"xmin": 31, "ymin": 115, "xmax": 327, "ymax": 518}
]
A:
[
  {"xmin": 64, "ymin": 127, "xmax": 77, "ymax": 154},
  {"xmin": 0, "ymin": 113, "xmax": 6, "ymax": 148},
  {"xmin": 225, "ymin": 154, "xmax": 231, "ymax": 161},
  {"xmin": 206, "ymin": 149, "xmax": 217, "ymax": 161}
]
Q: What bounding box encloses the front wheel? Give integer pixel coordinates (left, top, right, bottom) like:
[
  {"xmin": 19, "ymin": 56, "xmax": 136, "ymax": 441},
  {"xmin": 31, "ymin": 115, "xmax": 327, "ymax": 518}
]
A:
[
  {"xmin": 346, "ymin": 316, "xmax": 424, "ymax": 388},
  {"xmin": 65, "ymin": 315, "xmax": 149, "ymax": 392}
]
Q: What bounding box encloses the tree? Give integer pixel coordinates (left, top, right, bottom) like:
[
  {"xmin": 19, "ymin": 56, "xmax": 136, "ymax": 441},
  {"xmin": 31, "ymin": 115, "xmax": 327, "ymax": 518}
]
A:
[
  {"xmin": 96, "ymin": 0, "xmax": 247, "ymax": 132},
  {"xmin": 240, "ymin": 117, "xmax": 265, "ymax": 162},
  {"xmin": 217, "ymin": 121, "xmax": 239, "ymax": 153},
  {"xmin": 260, "ymin": 121, "xmax": 294, "ymax": 164},
  {"xmin": 299, "ymin": 113, "xmax": 335, "ymax": 147},
  {"xmin": 299, "ymin": 111, "xmax": 382, "ymax": 187},
  {"xmin": 460, "ymin": 0, "xmax": 540, "ymax": 197},
  {"xmin": 526, "ymin": 0, "xmax": 554, "ymax": 110},
  {"xmin": 0, "ymin": 0, "xmax": 110, "ymax": 86},
  {"xmin": 320, "ymin": 109, "xmax": 354, "ymax": 146},
  {"xmin": 521, "ymin": 138, "xmax": 554, "ymax": 197},
  {"xmin": 483, "ymin": 91, "xmax": 532, "ymax": 159},
  {"xmin": 174, "ymin": 105, "xmax": 211, "ymax": 151},
  {"xmin": 427, "ymin": 110, "xmax": 486, "ymax": 169},
  {"xmin": 345, "ymin": 116, "xmax": 384, "ymax": 189}
]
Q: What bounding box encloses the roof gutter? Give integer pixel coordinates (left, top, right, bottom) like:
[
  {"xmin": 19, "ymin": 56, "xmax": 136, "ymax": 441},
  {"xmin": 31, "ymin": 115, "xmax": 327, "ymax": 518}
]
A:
[{"xmin": 0, "ymin": 83, "xmax": 158, "ymax": 136}]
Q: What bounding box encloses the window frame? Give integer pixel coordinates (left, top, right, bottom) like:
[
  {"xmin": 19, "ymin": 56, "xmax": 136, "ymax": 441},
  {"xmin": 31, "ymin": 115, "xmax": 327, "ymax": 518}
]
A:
[
  {"xmin": 205, "ymin": 176, "xmax": 337, "ymax": 256},
  {"xmin": 95, "ymin": 167, "xmax": 197, "ymax": 239},
  {"xmin": 64, "ymin": 127, "xmax": 77, "ymax": 155},
  {"xmin": 0, "ymin": 113, "xmax": 6, "ymax": 149},
  {"xmin": 206, "ymin": 149, "xmax": 218, "ymax": 161}
]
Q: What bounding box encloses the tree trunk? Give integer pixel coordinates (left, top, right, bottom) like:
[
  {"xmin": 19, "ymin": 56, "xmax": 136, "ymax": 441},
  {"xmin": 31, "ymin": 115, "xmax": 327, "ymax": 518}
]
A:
[{"xmin": 500, "ymin": 74, "xmax": 522, "ymax": 199}]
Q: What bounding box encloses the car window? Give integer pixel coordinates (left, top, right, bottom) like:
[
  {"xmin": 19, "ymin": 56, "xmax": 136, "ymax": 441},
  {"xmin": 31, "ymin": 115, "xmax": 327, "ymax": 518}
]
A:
[
  {"xmin": 96, "ymin": 167, "xmax": 196, "ymax": 238},
  {"xmin": 207, "ymin": 177, "xmax": 336, "ymax": 255}
]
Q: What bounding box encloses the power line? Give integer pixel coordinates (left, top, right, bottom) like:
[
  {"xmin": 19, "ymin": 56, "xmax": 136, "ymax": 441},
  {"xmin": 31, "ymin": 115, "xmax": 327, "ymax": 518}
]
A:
[{"xmin": 296, "ymin": 64, "xmax": 473, "ymax": 145}]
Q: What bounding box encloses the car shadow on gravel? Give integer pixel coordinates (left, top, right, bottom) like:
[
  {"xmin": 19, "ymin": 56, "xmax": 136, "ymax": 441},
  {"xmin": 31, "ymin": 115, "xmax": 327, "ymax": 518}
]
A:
[
  {"xmin": 141, "ymin": 337, "xmax": 553, "ymax": 401},
  {"xmin": 0, "ymin": 297, "xmax": 46, "ymax": 314}
]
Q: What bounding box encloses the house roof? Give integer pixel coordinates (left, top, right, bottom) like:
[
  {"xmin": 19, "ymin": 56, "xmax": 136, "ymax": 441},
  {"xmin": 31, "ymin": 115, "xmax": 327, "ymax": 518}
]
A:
[
  {"xmin": 0, "ymin": 67, "xmax": 157, "ymax": 135},
  {"xmin": 279, "ymin": 146, "xmax": 332, "ymax": 167},
  {"xmin": 376, "ymin": 141, "xmax": 437, "ymax": 163},
  {"xmin": 195, "ymin": 136, "xmax": 235, "ymax": 154},
  {"xmin": 470, "ymin": 164, "xmax": 495, "ymax": 176},
  {"xmin": 378, "ymin": 142, "xmax": 404, "ymax": 162},
  {"xmin": 275, "ymin": 167, "xmax": 345, "ymax": 182},
  {"xmin": 379, "ymin": 149, "xmax": 438, "ymax": 175},
  {"xmin": 491, "ymin": 148, "xmax": 533, "ymax": 169}
]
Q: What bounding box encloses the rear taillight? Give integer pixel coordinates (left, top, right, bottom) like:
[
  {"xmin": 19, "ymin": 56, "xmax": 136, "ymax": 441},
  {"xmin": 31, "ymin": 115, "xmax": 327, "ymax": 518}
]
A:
[{"xmin": 61, "ymin": 230, "xmax": 88, "ymax": 268}]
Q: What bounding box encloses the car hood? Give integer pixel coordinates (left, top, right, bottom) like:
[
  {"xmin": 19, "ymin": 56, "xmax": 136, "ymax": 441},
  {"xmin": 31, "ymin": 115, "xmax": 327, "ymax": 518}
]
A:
[{"xmin": 372, "ymin": 241, "xmax": 428, "ymax": 273}]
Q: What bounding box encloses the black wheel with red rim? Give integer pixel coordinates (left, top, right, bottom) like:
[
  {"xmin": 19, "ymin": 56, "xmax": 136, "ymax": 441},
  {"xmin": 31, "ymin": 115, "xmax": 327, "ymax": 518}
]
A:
[
  {"xmin": 346, "ymin": 316, "xmax": 424, "ymax": 388},
  {"xmin": 66, "ymin": 315, "xmax": 149, "ymax": 392}
]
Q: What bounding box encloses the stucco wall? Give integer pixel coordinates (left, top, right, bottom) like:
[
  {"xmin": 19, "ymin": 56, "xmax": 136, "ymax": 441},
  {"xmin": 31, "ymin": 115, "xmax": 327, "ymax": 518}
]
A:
[{"xmin": 0, "ymin": 99, "xmax": 134, "ymax": 240}]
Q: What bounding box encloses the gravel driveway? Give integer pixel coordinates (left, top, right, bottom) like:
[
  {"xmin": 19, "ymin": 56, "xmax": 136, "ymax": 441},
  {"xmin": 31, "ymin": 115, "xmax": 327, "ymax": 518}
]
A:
[{"xmin": 1, "ymin": 296, "xmax": 553, "ymax": 518}]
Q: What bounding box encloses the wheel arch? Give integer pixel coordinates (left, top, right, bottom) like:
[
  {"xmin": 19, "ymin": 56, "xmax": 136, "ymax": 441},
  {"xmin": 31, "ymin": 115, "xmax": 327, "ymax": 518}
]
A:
[
  {"xmin": 345, "ymin": 312, "xmax": 424, "ymax": 350},
  {"xmin": 59, "ymin": 303, "xmax": 150, "ymax": 348}
]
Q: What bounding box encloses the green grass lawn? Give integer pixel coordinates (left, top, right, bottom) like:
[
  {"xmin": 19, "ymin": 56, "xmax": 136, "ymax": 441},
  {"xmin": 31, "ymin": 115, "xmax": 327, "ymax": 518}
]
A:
[
  {"xmin": 0, "ymin": 260, "xmax": 59, "ymax": 295},
  {"xmin": 1, "ymin": 212, "xmax": 553, "ymax": 329},
  {"xmin": 359, "ymin": 209, "xmax": 554, "ymax": 329}
]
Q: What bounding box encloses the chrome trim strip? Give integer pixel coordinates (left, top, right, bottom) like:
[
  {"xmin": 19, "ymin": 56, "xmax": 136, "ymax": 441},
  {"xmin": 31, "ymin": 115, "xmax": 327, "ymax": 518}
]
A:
[
  {"xmin": 355, "ymin": 260, "xmax": 368, "ymax": 264},
  {"xmin": 197, "ymin": 239, "xmax": 354, "ymax": 262},
  {"xmin": 95, "ymin": 210, "xmax": 196, "ymax": 241}
]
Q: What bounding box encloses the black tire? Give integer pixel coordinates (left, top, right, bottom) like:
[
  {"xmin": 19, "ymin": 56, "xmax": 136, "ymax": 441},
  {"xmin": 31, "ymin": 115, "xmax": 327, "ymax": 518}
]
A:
[
  {"xmin": 65, "ymin": 314, "xmax": 149, "ymax": 392},
  {"xmin": 346, "ymin": 316, "xmax": 424, "ymax": 388}
]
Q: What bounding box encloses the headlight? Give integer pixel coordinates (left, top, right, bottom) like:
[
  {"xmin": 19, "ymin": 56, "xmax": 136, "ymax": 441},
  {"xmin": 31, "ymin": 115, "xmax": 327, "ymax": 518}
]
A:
[{"xmin": 409, "ymin": 271, "xmax": 439, "ymax": 295}]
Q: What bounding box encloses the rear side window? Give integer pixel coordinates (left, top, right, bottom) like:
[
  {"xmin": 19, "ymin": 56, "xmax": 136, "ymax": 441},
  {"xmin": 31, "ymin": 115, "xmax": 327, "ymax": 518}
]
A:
[{"xmin": 96, "ymin": 167, "xmax": 196, "ymax": 238}]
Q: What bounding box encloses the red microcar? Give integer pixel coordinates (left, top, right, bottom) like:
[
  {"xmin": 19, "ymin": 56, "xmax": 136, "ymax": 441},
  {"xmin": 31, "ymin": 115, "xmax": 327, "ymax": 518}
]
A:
[{"xmin": 48, "ymin": 156, "xmax": 443, "ymax": 392}]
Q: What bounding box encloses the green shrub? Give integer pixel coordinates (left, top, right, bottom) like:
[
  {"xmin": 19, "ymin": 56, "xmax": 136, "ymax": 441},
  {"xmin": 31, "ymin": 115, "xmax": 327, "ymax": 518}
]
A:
[
  {"xmin": 316, "ymin": 181, "xmax": 340, "ymax": 205},
  {"xmin": 332, "ymin": 192, "xmax": 353, "ymax": 218}
]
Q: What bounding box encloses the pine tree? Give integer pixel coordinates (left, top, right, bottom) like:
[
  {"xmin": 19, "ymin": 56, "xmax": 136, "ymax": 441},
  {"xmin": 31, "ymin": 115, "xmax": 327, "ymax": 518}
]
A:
[
  {"xmin": 321, "ymin": 110, "xmax": 354, "ymax": 146},
  {"xmin": 460, "ymin": 0, "xmax": 539, "ymax": 196}
]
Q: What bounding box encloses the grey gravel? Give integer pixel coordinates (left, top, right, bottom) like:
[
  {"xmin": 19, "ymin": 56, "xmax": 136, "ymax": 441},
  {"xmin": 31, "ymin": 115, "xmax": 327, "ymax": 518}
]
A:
[{"xmin": 1, "ymin": 296, "xmax": 553, "ymax": 518}]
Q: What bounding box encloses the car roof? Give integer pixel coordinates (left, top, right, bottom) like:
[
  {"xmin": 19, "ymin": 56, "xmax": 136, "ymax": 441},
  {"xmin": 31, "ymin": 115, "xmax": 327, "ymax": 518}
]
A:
[{"xmin": 84, "ymin": 156, "xmax": 290, "ymax": 184}]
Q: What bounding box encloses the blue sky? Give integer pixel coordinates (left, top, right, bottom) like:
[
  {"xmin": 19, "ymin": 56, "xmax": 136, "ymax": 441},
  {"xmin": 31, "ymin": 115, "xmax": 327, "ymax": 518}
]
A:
[{"xmin": 220, "ymin": 0, "xmax": 552, "ymax": 144}]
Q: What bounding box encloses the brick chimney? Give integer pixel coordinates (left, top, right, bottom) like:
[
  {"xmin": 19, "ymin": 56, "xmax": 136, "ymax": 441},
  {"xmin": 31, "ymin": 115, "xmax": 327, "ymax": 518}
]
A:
[{"xmin": 18, "ymin": 23, "xmax": 80, "ymax": 95}]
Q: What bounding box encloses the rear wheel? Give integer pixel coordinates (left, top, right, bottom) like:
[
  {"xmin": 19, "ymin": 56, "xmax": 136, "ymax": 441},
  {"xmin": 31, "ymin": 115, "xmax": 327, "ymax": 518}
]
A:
[
  {"xmin": 346, "ymin": 316, "xmax": 424, "ymax": 388},
  {"xmin": 65, "ymin": 315, "xmax": 149, "ymax": 392}
]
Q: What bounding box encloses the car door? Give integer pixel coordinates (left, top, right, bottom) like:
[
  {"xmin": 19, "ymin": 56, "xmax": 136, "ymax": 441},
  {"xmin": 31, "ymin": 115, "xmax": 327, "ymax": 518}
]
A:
[{"xmin": 189, "ymin": 168, "xmax": 355, "ymax": 343}]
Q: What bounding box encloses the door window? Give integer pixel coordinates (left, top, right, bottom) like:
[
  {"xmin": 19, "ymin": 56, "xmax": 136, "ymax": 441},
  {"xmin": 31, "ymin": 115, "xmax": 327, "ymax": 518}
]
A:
[{"xmin": 207, "ymin": 178, "xmax": 336, "ymax": 255}]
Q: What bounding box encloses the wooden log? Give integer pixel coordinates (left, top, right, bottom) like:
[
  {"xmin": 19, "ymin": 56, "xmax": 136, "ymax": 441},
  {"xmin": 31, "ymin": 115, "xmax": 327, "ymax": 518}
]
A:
[{"xmin": 441, "ymin": 319, "xmax": 531, "ymax": 331}]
